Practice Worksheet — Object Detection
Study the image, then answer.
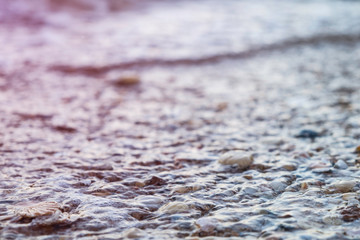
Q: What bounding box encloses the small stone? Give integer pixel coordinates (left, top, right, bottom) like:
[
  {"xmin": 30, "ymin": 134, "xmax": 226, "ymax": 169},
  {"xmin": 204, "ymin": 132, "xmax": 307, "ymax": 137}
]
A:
[
  {"xmin": 159, "ymin": 202, "xmax": 190, "ymax": 214},
  {"xmin": 329, "ymin": 180, "xmax": 357, "ymax": 193},
  {"xmin": 341, "ymin": 206, "xmax": 360, "ymax": 222},
  {"xmin": 145, "ymin": 176, "xmax": 166, "ymax": 186},
  {"xmin": 172, "ymin": 184, "xmax": 202, "ymax": 194},
  {"xmin": 243, "ymin": 175, "xmax": 253, "ymax": 180},
  {"xmin": 13, "ymin": 201, "xmax": 61, "ymax": 218},
  {"xmin": 122, "ymin": 228, "xmax": 145, "ymax": 239},
  {"xmin": 296, "ymin": 129, "xmax": 319, "ymax": 139},
  {"xmin": 195, "ymin": 217, "xmax": 218, "ymax": 232},
  {"xmin": 334, "ymin": 160, "xmax": 348, "ymax": 169},
  {"xmin": 355, "ymin": 146, "xmax": 360, "ymax": 154},
  {"xmin": 243, "ymin": 187, "xmax": 257, "ymax": 195},
  {"xmin": 269, "ymin": 181, "xmax": 288, "ymax": 193},
  {"xmin": 282, "ymin": 164, "xmax": 298, "ymax": 171},
  {"xmin": 301, "ymin": 182, "xmax": 308, "ymax": 190},
  {"xmin": 261, "ymin": 137, "xmax": 285, "ymax": 146},
  {"xmin": 136, "ymin": 196, "xmax": 164, "ymax": 211},
  {"xmin": 322, "ymin": 215, "xmax": 342, "ymax": 225},
  {"xmin": 215, "ymin": 102, "xmax": 228, "ymax": 112},
  {"xmin": 218, "ymin": 151, "xmax": 253, "ymax": 169},
  {"xmin": 173, "ymin": 186, "xmax": 192, "ymax": 194},
  {"xmin": 113, "ymin": 74, "xmax": 140, "ymax": 86}
]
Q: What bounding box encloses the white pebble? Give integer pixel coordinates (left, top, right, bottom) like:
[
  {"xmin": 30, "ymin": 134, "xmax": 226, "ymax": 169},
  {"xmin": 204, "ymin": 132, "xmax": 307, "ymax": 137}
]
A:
[
  {"xmin": 122, "ymin": 228, "xmax": 145, "ymax": 239},
  {"xmin": 329, "ymin": 180, "xmax": 357, "ymax": 193},
  {"xmin": 158, "ymin": 202, "xmax": 189, "ymax": 214},
  {"xmin": 218, "ymin": 151, "xmax": 253, "ymax": 169}
]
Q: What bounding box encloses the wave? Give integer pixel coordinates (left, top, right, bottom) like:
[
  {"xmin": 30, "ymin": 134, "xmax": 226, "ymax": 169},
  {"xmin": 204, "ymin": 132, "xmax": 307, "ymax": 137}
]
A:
[{"xmin": 49, "ymin": 33, "xmax": 360, "ymax": 75}]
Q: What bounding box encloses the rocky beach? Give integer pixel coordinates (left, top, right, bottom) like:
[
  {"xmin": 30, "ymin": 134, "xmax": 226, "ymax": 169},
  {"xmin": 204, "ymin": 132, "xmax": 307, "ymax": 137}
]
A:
[{"xmin": 1, "ymin": 0, "xmax": 360, "ymax": 239}]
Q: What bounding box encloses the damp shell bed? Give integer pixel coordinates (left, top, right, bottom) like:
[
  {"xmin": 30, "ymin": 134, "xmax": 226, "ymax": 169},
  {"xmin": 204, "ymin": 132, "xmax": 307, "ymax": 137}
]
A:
[{"xmin": 1, "ymin": 0, "xmax": 360, "ymax": 239}]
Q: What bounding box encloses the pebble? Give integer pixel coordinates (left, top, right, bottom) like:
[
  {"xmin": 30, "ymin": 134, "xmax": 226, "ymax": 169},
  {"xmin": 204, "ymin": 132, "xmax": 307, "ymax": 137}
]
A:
[
  {"xmin": 269, "ymin": 181, "xmax": 288, "ymax": 193},
  {"xmin": 218, "ymin": 151, "xmax": 254, "ymax": 169},
  {"xmin": 301, "ymin": 182, "xmax": 309, "ymax": 190},
  {"xmin": 122, "ymin": 228, "xmax": 145, "ymax": 239},
  {"xmin": 296, "ymin": 129, "xmax": 319, "ymax": 139},
  {"xmin": 136, "ymin": 196, "xmax": 164, "ymax": 210},
  {"xmin": 172, "ymin": 184, "xmax": 202, "ymax": 194},
  {"xmin": 342, "ymin": 193, "xmax": 357, "ymax": 201},
  {"xmin": 355, "ymin": 146, "xmax": 360, "ymax": 154},
  {"xmin": 322, "ymin": 215, "xmax": 342, "ymax": 225},
  {"xmin": 261, "ymin": 137, "xmax": 285, "ymax": 146},
  {"xmin": 159, "ymin": 202, "xmax": 190, "ymax": 214},
  {"xmin": 282, "ymin": 164, "xmax": 298, "ymax": 171},
  {"xmin": 195, "ymin": 217, "xmax": 218, "ymax": 232},
  {"xmin": 113, "ymin": 74, "xmax": 140, "ymax": 86},
  {"xmin": 328, "ymin": 180, "xmax": 357, "ymax": 193},
  {"xmin": 13, "ymin": 201, "xmax": 61, "ymax": 218},
  {"xmin": 334, "ymin": 160, "xmax": 348, "ymax": 169}
]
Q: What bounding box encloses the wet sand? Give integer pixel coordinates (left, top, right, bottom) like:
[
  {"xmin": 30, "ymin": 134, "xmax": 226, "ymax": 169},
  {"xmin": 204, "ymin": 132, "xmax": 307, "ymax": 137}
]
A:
[{"xmin": 1, "ymin": 0, "xmax": 360, "ymax": 239}]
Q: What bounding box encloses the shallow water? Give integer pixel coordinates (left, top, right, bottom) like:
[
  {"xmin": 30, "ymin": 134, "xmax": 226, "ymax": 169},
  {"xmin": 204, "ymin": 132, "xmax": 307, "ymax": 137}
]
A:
[{"xmin": 1, "ymin": 0, "xmax": 360, "ymax": 239}]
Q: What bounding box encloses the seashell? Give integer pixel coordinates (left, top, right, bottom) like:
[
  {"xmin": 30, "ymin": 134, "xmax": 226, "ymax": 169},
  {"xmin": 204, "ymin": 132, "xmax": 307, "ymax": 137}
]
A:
[
  {"xmin": 158, "ymin": 201, "xmax": 189, "ymax": 214},
  {"xmin": 13, "ymin": 201, "xmax": 61, "ymax": 218},
  {"xmin": 218, "ymin": 151, "xmax": 253, "ymax": 169}
]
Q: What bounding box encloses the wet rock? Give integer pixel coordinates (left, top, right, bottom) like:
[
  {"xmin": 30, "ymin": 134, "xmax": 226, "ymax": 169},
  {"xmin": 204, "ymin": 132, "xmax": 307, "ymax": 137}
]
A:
[
  {"xmin": 296, "ymin": 129, "xmax": 319, "ymax": 140},
  {"xmin": 215, "ymin": 102, "xmax": 228, "ymax": 112},
  {"xmin": 282, "ymin": 163, "xmax": 298, "ymax": 171},
  {"xmin": 243, "ymin": 187, "xmax": 257, "ymax": 195},
  {"xmin": 136, "ymin": 195, "xmax": 164, "ymax": 211},
  {"xmin": 340, "ymin": 206, "xmax": 360, "ymax": 222},
  {"xmin": 13, "ymin": 202, "xmax": 61, "ymax": 218},
  {"xmin": 269, "ymin": 180, "xmax": 288, "ymax": 193},
  {"xmin": 122, "ymin": 227, "xmax": 145, "ymax": 239},
  {"xmin": 159, "ymin": 202, "xmax": 190, "ymax": 214},
  {"xmin": 129, "ymin": 209, "xmax": 152, "ymax": 220},
  {"xmin": 145, "ymin": 176, "xmax": 166, "ymax": 186},
  {"xmin": 355, "ymin": 146, "xmax": 360, "ymax": 154},
  {"xmin": 327, "ymin": 180, "xmax": 357, "ymax": 193},
  {"xmin": 11, "ymin": 201, "xmax": 76, "ymax": 226},
  {"xmin": 195, "ymin": 217, "xmax": 218, "ymax": 232},
  {"xmin": 322, "ymin": 215, "xmax": 342, "ymax": 225},
  {"xmin": 113, "ymin": 74, "xmax": 140, "ymax": 86},
  {"xmin": 334, "ymin": 160, "xmax": 348, "ymax": 169},
  {"xmin": 218, "ymin": 151, "xmax": 253, "ymax": 169},
  {"xmin": 301, "ymin": 182, "xmax": 309, "ymax": 190},
  {"xmin": 172, "ymin": 184, "xmax": 202, "ymax": 194}
]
